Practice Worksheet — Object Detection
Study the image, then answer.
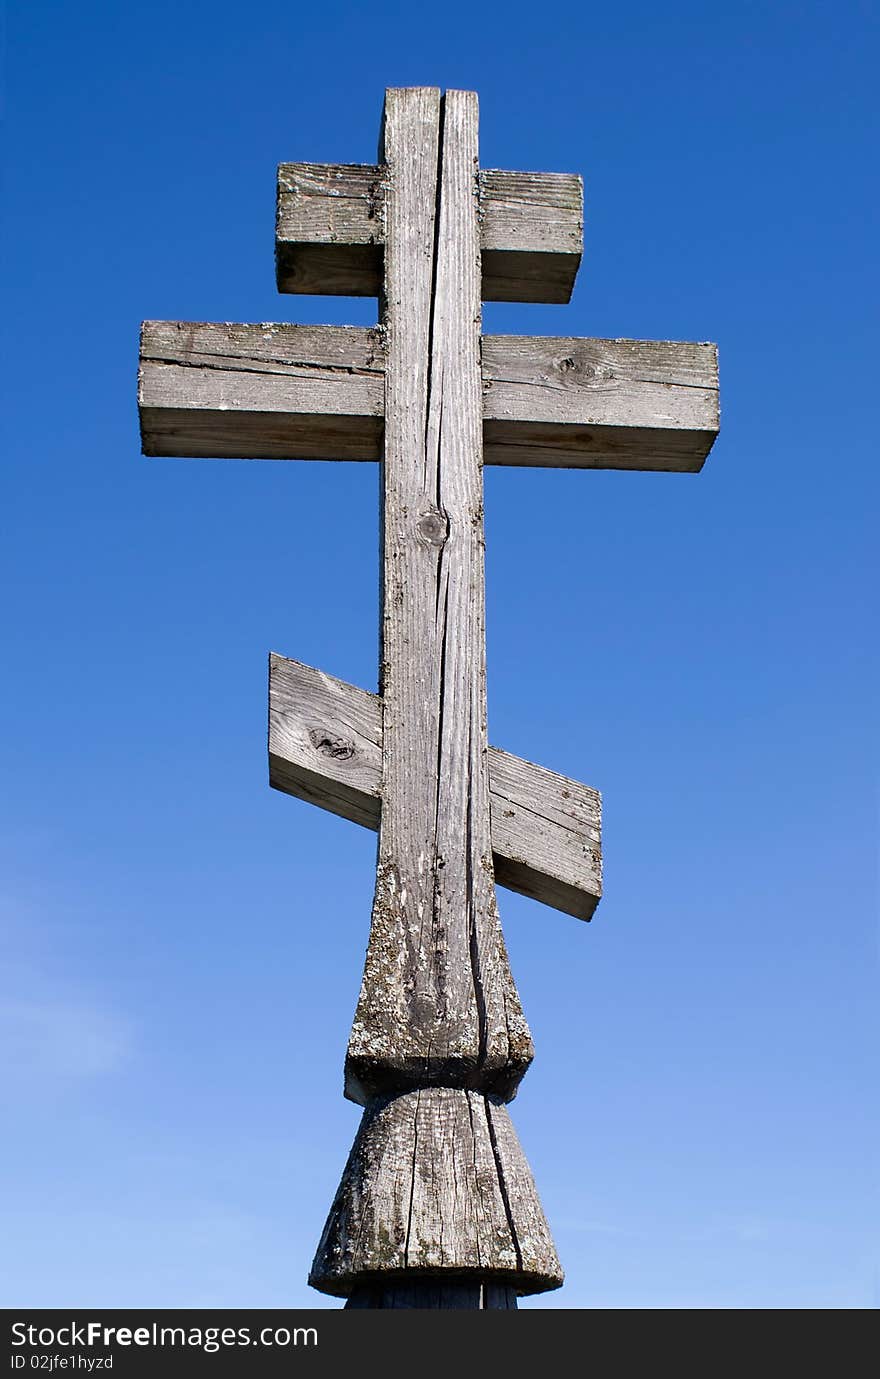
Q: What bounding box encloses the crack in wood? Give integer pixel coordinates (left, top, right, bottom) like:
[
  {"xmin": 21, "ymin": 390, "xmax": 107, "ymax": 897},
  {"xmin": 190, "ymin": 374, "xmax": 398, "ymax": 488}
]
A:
[{"xmin": 310, "ymin": 1087, "xmax": 562, "ymax": 1297}]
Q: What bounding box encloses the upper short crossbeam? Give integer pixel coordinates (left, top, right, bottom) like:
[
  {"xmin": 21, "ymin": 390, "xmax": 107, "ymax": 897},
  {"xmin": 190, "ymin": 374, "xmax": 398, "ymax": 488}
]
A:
[{"xmin": 276, "ymin": 163, "xmax": 583, "ymax": 303}]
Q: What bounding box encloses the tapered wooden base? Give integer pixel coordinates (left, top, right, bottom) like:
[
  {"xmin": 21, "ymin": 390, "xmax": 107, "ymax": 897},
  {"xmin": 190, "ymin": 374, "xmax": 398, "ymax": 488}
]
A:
[{"xmin": 309, "ymin": 1087, "xmax": 562, "ymax": 1301}]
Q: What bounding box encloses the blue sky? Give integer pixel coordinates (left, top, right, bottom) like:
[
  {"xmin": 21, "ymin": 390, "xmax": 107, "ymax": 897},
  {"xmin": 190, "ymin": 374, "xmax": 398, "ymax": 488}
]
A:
[{"xmin": 2, "ymin": 0, "xmax": 877, "ymax": 1309}]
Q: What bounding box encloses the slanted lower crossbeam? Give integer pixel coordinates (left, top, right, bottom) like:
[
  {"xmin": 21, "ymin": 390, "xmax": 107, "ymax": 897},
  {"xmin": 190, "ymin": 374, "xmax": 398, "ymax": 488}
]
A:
[{"xmin": 269, "ymin": 654, "xmax": 602, "ymax": 921}]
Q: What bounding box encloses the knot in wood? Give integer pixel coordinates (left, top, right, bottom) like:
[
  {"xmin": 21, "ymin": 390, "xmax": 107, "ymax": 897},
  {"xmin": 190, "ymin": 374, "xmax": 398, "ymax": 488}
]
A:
[
  {"xmin": 556, "ymin": 351, "xmax": 614, "ymax": 384},
  {"xmin": 415, "ymin": 504, "xmax": 449, "ymax": 547},
  {"xmin": 308, "ymin": 727, "xmax": 355, "ymax": 761}
]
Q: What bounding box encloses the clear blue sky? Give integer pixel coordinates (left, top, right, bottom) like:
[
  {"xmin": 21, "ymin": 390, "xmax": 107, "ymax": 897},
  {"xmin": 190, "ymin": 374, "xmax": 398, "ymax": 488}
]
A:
[{"xmin": 2, "ymin": 0, "xmax": 877, "ymax": 1309}]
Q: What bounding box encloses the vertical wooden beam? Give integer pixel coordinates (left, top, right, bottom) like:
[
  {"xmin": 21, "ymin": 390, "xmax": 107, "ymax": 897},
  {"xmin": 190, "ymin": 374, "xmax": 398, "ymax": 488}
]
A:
[
  {"xmin": 310, "ymin": 89, "xmax": 562, "ymax": 1304},
  {"xmin": 345, "ymin": 89, "xmax": 532, "ymax": 1103}
]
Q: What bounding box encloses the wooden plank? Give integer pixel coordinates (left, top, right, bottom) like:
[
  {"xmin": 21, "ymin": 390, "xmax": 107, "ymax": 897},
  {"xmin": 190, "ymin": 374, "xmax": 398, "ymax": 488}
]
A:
[
  {"xmin": 268, "ymin": 653, "xmax": 602, "ymax": 921},
  {"xmin": 275, "ymin": 163, "xmax": 382, "ymax": 296},
  {"xmin": 276, "ymin": 161, "xmax": 582, "ymax": 302},
  {"xmin": 138, "ymin": 320, "xmax": 383, "ymax": 460},
  {"xmin": 345, "ymin": 88, "xmax": 534, "ymax": 1110},
  {"xmin": 310, "ymin": 1088, "xmax": 563, "ymax": 1298},
  {"xmin": 139, "ymin": 321, "xmax": 717, "ymax": 471},
  {"xmin": 482, "ymin": 335, "xmax": 719, "ymax": 471},
  {"xmin": 269, "ymin": 655, "xmax": 383, "ymax": 830},
  {"xmin": 490, "ymin": 746, "xmax": 602, "ymax": 919},
  {"xmin": 479, "ymin": 169, "xmax": 582, "ymax": 303}
]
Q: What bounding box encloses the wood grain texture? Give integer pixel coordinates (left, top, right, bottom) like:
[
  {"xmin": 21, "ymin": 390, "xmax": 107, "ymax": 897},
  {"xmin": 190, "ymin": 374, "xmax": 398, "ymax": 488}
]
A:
[
  {"xmin": 276, "ymin": 160, "xmax": 582, "ymax": 302},
  {"xmin": 268, "ymin": 653, "xmax": 602, "ymax": 920},
  {"xmin": 275, "ymin": 163, "xmax": 382, "ymax": 296},
  {"xmin": 139, "ymin": 322, "xmax": 717, "ymax": 471},
  {"xmin": 138, "ymin": 320, "xmax": 383, "ymax": 460},
  {"xmin": 479, "ymin": 169, "xmax": 582, "ymax": 303},
  {"xmin": 482, "ymin": 335, "xmax": 719, "ymax": 471},
  {"xmin": 345, "ymin": 89, "xmax": 533, "ymax": 1108},
  {"xmin": 269, "ymin": 655, "xmax": 383, "ymax": 830},
  {"xmin": 489, "ymin": 746, "xmax": 602, "ymax": 919},
  {"xmin": 309, "ymin": 1088, "xmax": 563, "ymax": 1297}
]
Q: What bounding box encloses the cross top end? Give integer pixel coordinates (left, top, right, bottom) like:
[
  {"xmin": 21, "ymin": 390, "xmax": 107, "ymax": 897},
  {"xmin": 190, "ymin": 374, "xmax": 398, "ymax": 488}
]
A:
[{"xmin": 276, "ymin": 87, "xmax": 584, "ymax": 304}]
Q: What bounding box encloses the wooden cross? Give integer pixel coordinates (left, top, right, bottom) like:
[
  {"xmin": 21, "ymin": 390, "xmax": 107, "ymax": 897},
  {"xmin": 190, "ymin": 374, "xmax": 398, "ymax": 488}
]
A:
[{"xmin": 139, "ymin": 87, "xmax": 718, "ymax": 1309}]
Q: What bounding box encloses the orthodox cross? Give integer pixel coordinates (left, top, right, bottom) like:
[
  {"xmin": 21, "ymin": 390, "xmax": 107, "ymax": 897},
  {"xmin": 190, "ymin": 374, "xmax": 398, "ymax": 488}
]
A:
[{"xmin": 139, "ymin": 87, "xmax": 718, "ymax": 1308}]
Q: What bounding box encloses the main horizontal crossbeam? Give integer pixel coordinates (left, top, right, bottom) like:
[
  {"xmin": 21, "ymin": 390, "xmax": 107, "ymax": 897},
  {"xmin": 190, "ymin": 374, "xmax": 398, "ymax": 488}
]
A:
[
  {"xmin": 269, "ymin": 654, "xmax": 602, "ymax": 921},
  {"xmin": 276, "ymin": 164, "xmax": 583, "ymax": 303},
  {"xmin": 139, "ymin": 321, "xmax": 718, "ymax": 471}
]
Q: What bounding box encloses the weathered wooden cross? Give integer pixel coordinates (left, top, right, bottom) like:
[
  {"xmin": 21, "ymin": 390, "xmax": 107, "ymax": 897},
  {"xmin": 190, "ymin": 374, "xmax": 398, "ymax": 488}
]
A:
[{"xmin": 139, "ymin": 87, "xmax": 718, "ymax": 1308}]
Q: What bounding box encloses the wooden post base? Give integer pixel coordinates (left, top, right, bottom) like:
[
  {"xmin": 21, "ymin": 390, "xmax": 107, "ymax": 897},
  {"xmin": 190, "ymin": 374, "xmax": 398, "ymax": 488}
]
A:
[
  {"xmin": 309, "ymin": 1087, "xmax": 562, "ymax": 1302},
  {"xmin": 345, "ymin": 1281, "xmax": 518, "ymax": 1309}
]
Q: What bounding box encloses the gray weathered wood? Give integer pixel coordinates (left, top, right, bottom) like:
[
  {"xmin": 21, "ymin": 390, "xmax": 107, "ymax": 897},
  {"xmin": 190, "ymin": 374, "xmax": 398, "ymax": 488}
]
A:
[
  {"xmin": 138, "ymin": 320, "xmax": 383, "ymax": 460},
  {"xmin": 483, "ymin": 335, "xmax": 719, "ymax": 471},
  {"xmin": 139, "ymin": 322, "xmax": 718, "ymax": 471},
  {"xmin": 344, "ymin": 88, "xmax": 533, "ymax": 1109},
  {"xmin": 275, "ymin": 163, "xmax": 383, "ymax": 297},
  {"xmin": 478, "ymin": 169, "xmax": 582, "ymax": 303},
  {"xmin": 276, "ymin": 162, "xmax": 582, "ymax": 302},
  {"xmin": 310, "ymin": 1088, "xmax": 563, "ymax": 1297},
  {"xmin": 268, "ymin": 653, "xmax": 602, "ymax": 921}
]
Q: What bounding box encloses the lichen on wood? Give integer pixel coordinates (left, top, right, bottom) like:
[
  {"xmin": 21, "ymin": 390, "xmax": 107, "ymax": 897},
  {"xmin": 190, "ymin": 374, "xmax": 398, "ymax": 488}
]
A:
[{"xmin": 310, "ymin": 1088, "xmax": 563, "ymax": 1297}]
